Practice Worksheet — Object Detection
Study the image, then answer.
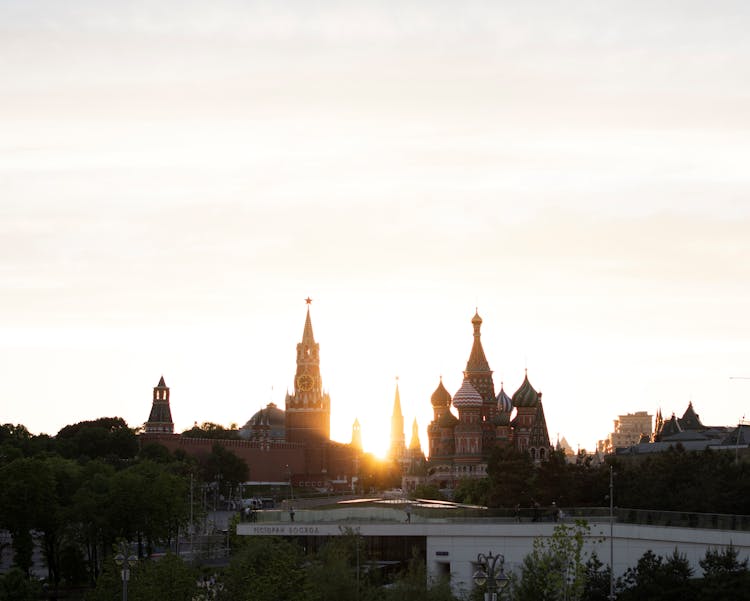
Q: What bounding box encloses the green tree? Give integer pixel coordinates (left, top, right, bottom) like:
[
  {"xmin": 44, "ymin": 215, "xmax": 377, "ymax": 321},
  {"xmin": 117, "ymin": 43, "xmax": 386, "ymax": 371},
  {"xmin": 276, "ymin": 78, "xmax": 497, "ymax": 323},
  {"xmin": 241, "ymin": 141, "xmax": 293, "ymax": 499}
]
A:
[
  {"xmin": 411, "ymin": 484, "xmax": 444, "ymax": 501},
  {"xmin": 70, "ymin": 460, "xmax": 117, "ymax": 582},
  {"xmin": 485, "ymin": 446, "xmax": 533, "ymax": 508},
  {"xmin": 0, "ymin": 568, "xmax": 41, "ymax": 601},
  {"xmin": 109, "ymin": 460, "xmax": 190, "ymax": 557},
  {"xmin": 513, "ymin": 521, "xmax": 589, "ymax": 601},
  {"xmin": 220, "ymin": 537, "xmax": 305, "ymax": 601},
  {"xmin": 0, "ymin": 424, "xmax": 34, "ymax": 461},
  {"xmin": 383, "ymin": 552, "xmax": 457, "ymax": 601},
  {"xmin": 181, "ymin": 422, "xmax": 240, "ymax": 440},
  {"xmin": 698, "ymin": 545, "xmax": 750, "ymax": 600},
  {"xmin": 86, "ymin": 553, "xmax": 198, "ymax": 601},
  {"xmin": 199, "ymin": 444, "xmax": 249, "ymax": 500},
  {"xmin": 453, "ymin": 477, "xmax": 490, "ymax": 506},
  {"xmin": 0, "ymin": 457, "xmax": 55, "ymax": 575},
  {"xmin": 580, "ymin": 552, "xmax": 611, "ymax": 601},
  {"xmin": 617, "ymin": 549, "xmax": 695, "ymax": 601},
  {"xmin": 133, "ymin": 553, "xmax": 199, "ymax": 601},
  {"xmin": 56, "ymin": 417, "xmax": 137, "ymax": 463},
  {"xmin": 303, "ymin": 530, "xmax": 377, "ymax": 601},
  {"xmin": 36, "ymin": 456, "xmax": 83, "ymax": 590}
]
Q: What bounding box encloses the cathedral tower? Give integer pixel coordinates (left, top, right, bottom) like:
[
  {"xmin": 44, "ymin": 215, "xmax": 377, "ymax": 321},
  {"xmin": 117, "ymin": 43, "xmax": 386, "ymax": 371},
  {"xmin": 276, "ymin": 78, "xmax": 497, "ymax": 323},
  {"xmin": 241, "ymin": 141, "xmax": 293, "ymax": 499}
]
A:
[
  {"xmin": 285, "ymin": 299, "xmax": 331, "ymax": 445},
  {"xmin": 145, "ymin": 376, "xmax": 174, "ymax": 434},
  {"xmin": 464, "ymin": 311, "xmax": 498, "ymax": 454},
  {"xmin": 464, "ymin": 311, "xmax": 497, "ymax": 408}
]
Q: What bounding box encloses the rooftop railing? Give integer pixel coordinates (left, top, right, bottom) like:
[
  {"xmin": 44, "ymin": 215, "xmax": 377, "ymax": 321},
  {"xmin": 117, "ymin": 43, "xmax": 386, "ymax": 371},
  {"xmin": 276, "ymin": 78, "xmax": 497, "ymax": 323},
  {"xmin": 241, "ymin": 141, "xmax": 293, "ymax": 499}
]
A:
[{"xmin": 241, "ymin": 503, "xmax": 750, "ymax": 531}]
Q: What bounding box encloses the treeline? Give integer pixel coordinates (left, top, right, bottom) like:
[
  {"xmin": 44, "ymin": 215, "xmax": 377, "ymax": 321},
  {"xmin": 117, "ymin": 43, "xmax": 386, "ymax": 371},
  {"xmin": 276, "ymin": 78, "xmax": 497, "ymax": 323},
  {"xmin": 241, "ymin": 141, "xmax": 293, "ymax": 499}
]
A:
[
  {"xmin": 6, "ymin": 527, "xmax": 745, "ymax": 601},
  {"xmin": 515, "ymin": 521, "xmax": 750, "ymax": 601},
  {"xmin": 0, "ymin": 420, "xmax": 248, "ymax": 596},
  {"xmin": 1, "ymin": 531, "xmax": 459, "ymax": 601},
  {"xmin": 453, "ymin": 445, "xmax": 750, "ymax": 516}
]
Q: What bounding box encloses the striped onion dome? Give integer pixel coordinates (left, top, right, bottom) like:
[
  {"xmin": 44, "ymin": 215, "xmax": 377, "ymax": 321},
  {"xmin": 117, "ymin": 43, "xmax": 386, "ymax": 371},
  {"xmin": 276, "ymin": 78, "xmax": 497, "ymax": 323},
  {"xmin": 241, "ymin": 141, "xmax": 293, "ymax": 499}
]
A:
[
  {"xmin": 497, "ymin": 386, "xmax": 513, "ymax": 413},
  {"xmin": 452, "ymin": 378, "xmax": 483, "ymax": 409},
  {"xmin": 512, "ymin": 371, "xmax": 539, "ymax": 408}
]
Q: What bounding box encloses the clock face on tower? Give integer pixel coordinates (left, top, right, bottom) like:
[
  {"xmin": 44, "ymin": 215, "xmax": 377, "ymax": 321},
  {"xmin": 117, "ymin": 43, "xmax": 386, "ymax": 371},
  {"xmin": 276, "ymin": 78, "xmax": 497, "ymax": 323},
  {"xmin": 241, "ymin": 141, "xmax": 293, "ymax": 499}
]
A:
[{"xmin": 296, "ymin": 374, "xmax": 314, "ymax": 392}]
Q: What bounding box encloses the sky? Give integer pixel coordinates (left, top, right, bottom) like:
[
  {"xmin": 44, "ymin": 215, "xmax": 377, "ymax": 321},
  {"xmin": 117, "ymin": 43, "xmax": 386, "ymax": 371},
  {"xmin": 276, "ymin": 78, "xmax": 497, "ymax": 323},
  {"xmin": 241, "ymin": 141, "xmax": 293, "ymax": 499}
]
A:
[{"xmin": 2, "ymin": 1, "xmax": 750, "ymax": 456}]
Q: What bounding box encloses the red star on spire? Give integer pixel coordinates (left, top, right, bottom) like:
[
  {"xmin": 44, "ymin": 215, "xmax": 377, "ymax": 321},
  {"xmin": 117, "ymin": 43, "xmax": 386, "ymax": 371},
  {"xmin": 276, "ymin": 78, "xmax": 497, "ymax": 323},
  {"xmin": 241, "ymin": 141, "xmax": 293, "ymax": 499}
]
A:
[{"xmin": 305, "ymin": 297, "xmax": 312, "ymax": 305}]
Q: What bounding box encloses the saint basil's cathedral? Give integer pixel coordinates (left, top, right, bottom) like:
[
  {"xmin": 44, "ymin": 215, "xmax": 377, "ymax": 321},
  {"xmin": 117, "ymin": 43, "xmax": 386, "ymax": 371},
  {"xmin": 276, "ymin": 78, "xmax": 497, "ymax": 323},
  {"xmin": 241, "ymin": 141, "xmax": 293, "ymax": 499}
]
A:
[
  {"xmin": 141, "ymin": 302, "xmax": 552, "ymax": 491},
  {"xmin": 423, "ymin": 311, "xmax": 552, "ymax": 489}
]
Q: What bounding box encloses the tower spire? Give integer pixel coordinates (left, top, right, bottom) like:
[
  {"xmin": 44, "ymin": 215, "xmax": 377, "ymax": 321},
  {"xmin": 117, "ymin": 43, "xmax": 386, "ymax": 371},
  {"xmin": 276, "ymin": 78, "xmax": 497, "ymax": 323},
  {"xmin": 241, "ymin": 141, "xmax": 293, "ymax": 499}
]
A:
[
  {"xmin": 302, "ymin": 298, "xmax": 316, "ymax": 347},
  {"xmin": 409, "ymin": 417, "xmax": 421, "ymax": 451},
  {"xmin": 465, "ymin": 310, "xmax": 491, "ymax": 374},
  {"xmin": 388, "ymin": 377, "xmax": 406, "ymax": 461},
  {"xmin": 463, "ymin": 310, "xmax": 496, "ymax": 407}
]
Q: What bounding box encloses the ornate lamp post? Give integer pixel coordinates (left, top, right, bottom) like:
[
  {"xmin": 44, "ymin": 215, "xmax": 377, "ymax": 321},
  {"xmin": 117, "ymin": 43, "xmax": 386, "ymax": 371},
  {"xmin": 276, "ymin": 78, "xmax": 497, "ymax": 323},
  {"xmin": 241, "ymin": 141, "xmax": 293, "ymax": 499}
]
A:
[
  {"xmin": 114, "ymin": 549, "xmax": 137, "ymax": 601},
  {"xmin": 473, "ymin": 551, "xmax": 510, "ymax": 601}
]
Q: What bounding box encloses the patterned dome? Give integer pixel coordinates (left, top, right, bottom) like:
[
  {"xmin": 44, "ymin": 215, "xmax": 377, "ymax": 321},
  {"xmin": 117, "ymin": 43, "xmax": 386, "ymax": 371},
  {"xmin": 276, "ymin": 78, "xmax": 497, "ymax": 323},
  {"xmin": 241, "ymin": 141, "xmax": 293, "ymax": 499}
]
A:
[
  {"xmin": 512, "ymin": 372, "xmax": 539, "ymax": 408},
  {"xmin": 497, "ymin": 386, "xmax": 513, "ymax": 413},
  {"xmin": 452, "ymin": 378, "xmax": 483, "ymax": 409},
  {"xmin": 430, "ymin": 377, "xmax": 452, "ymax": 407}
]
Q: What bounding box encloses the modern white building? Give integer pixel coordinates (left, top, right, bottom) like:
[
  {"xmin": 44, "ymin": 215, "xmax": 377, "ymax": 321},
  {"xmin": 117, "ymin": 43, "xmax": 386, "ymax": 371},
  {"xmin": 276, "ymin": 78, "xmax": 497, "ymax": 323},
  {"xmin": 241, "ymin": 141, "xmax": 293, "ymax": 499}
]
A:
[{"xmin": 237, "ymin": 503, "xmax": 750, "ymax": 597}]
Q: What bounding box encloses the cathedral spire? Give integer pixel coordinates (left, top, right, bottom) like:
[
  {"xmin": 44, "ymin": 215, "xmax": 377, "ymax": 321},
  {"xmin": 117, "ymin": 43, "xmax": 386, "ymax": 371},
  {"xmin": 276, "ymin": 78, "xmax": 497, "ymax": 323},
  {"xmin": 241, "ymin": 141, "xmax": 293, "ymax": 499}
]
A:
[
  {"xmin": 465, "ymin": 310, "xmax": 491, "ymax": 374},
  {"xmin": 463, "ymin": 310, "xmax": 496, "ymax": 408}
]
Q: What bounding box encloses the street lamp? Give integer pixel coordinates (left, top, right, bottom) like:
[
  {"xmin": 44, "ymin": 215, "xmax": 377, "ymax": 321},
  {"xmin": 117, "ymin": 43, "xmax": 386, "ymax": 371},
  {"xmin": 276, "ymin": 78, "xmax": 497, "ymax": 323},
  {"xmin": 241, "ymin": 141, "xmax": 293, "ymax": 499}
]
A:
[
  {"xmin": 114, "ymin": 549, "xmax": 137, "ymax": 601},
  {"xmin": 473, "ymin": 551, "xmax": 510, "ymax": 601}
]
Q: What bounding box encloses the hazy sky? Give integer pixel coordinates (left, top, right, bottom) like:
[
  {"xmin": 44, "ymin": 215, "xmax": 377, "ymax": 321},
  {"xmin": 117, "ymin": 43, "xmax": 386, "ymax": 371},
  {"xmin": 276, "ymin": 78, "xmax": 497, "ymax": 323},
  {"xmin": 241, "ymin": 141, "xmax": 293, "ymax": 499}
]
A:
[{"xmin": 2, "ymin": 1, "xmax": 750, "ymax": 456}]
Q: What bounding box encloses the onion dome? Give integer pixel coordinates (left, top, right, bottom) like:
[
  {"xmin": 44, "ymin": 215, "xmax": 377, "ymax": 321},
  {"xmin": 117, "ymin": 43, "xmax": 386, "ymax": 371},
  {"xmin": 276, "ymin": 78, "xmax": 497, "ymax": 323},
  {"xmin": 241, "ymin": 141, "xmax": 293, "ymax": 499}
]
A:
[
  {"xmin": 430, "ymin": 377, "xmax": 452, "ymax": 408},
  {"xmin": 512, "ymin": 371, "xmax": 539, "ymax": 408},
  {"xmin": 497, "ymin": 385, "xmax": 512, "ymax": 414},
  {"xmin": 452, "ymin": 378, "xmax": 483, "ymax": 409}
]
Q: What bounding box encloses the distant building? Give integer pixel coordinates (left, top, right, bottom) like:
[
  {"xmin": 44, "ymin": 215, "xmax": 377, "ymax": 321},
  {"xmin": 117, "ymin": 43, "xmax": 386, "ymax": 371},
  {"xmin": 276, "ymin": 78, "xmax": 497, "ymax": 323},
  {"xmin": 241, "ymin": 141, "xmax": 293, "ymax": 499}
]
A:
[
  {"xmin": 653, "ymin": 402, "xmax": 704, "ymax": 442},
  {"xmin": 614, "ymin": 401, "xmax": 747, "ymax": 457},
  {"xmin": 426, "ymin": 311, "xmax": 552, "ymax": 489},
  {"xmin": 597, "ymin": 411, "xmax": 653, "ymax": 454}
]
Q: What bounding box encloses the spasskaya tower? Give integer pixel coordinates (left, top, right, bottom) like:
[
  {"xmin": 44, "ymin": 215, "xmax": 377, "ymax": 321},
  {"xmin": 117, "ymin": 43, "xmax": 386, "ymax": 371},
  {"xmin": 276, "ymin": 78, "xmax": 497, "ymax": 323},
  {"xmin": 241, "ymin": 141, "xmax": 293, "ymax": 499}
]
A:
[{"xmin": 284, "ymin": 298, "xmax": 331, "ymax": 445}]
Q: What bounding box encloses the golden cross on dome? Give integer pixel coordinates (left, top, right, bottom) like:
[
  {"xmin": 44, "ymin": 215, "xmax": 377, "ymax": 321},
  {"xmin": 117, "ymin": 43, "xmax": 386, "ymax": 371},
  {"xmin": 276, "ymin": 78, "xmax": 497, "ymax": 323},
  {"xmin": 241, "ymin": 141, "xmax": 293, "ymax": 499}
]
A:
[{"xmin": 305, "ymin": 297, "xmax": 312, "ymax": 305}]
